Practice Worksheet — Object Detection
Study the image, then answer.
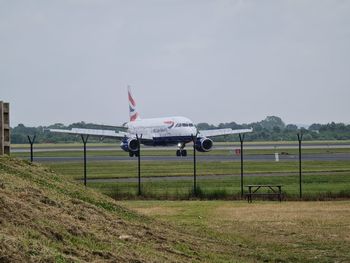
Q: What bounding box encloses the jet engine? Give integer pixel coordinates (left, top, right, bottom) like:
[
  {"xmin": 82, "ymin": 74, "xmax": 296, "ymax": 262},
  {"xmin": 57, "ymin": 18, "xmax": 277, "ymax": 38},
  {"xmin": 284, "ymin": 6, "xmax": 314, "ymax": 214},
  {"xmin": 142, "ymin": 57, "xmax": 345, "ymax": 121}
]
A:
[
  {"xmin": 195, "ymin": 137, "xmax": 213, "ymax": 152},
  {"xmin": 120, "ymin": 138, "xmax": 139, "ymax": 152}
]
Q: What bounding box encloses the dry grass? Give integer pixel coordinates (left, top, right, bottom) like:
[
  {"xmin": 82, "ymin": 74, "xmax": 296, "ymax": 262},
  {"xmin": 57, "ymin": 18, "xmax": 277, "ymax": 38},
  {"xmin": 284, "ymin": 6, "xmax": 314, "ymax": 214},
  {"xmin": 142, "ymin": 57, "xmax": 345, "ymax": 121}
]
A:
[
  {"xmin": 0, "ymin": 157, "xmax": 245, "ymax": 262},
  {"xmin": 212, "ymin": 202, "xmax": 350, "ymax": 261},
  {"xmin": 124, "ymin": 200, "xmax": 350, "ymax": 262}
]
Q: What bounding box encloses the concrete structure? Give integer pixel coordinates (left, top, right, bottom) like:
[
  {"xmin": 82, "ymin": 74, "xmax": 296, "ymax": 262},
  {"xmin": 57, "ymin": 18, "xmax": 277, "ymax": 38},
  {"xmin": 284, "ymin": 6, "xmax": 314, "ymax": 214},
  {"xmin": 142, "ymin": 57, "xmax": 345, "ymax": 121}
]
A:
[{"xmin": 0, "ymin": 101, "xmax": 10, "ymax": 155}]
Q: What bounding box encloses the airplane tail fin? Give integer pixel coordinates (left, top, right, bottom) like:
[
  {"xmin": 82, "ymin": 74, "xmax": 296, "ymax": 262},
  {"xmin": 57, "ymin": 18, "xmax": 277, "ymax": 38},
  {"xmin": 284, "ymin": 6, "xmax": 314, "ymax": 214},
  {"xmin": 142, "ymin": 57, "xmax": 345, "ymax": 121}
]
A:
[{"xmin": 128, "ymin": 86, "xmax": 140, "ymax": 122}]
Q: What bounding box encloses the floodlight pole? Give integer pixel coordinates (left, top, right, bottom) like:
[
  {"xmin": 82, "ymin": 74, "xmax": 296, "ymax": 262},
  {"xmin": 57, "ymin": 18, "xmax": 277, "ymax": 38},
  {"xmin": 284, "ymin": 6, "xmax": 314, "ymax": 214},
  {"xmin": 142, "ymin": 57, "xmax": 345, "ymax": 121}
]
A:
[
  {"xmin": 191, "ymin": 134, "xmax": 197, "ymax": 196},
  {"xmin": 239, "ymin": 133, "xmax": 245, "ymax": 198},
  {"xmin": 297, "ymin": 132, "xmax": 303, "ymax": 199},
  {"xmin": 81, "ymin": 135, "xmax": 89, "ymax": 187},
  {"xmin": 136, "ymin": 134, "xmax": 142, "ymax": 196},
  {"xmin": 27, "ymin": 135, "xmax": 36, "ymax": 163}
]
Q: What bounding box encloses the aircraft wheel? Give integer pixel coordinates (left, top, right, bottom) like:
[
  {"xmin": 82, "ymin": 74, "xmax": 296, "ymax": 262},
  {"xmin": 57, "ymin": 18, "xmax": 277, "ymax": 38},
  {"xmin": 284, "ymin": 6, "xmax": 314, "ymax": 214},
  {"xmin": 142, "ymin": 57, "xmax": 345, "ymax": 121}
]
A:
[
  {"xmin": 129, "ymin": 152, "xmax": 134, "ymax": 157},
  {"xmin": 176, "ymin": 150, "xmax": 181, "ymax": 156},
  {"xmin": 135, "ymin": 151, "xmax": 139, "ymax": 157},
  {"xmin": 182, "ymin": 150, "xmax": 187, "ymax": 156}
]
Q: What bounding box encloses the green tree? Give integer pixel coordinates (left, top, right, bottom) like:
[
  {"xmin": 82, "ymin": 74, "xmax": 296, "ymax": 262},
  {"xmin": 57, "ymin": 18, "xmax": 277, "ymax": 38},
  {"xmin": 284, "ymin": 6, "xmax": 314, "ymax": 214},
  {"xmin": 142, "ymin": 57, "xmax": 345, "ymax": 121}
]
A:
[{"xmin": 260, "ymin": 116, "xmax": 285, "ymax": 131}]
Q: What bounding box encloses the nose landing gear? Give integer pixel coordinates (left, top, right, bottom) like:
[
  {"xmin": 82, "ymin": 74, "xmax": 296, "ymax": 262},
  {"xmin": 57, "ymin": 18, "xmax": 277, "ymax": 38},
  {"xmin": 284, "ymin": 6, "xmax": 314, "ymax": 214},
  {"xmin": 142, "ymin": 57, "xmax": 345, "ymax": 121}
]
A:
[
  {"xmin": 176, "ymin": 143, "xmax": 187, "ymax": 157},
  {"xmin": 176, "ymin": 149, "xmax": 187, "ymax": 156}
]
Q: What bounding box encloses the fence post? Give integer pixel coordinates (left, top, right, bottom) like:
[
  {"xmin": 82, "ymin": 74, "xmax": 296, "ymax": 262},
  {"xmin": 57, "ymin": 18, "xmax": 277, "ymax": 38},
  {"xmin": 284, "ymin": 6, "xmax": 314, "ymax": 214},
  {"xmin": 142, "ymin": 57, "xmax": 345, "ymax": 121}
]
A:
[
  {"xmin": 191, "ymin": 134, "xmax": 197, "ymax": 196},
  {"xmin": 136, "ymin": 134, "xmax": 142, "ymax": 196},
  {"xmin": 297, "ymin": 132, "xmax": 303, "ymax": 199},
  {"xmin": 81, "ymin": 135, "xmax": 89, "ymax": 187},
  {"xmin": 239, "ymin": 133, "xmax": 245, "ymax": 198},
  {"xmin": 27, "ymin": 135, "xmax": 36, "ymax": 163}
]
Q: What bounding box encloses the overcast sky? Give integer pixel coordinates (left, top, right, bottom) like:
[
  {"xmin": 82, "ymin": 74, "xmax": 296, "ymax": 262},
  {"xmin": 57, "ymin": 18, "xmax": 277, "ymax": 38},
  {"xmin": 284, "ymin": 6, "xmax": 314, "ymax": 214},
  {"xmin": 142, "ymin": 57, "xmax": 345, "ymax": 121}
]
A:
[{"xmin": 1, "ymin": 0, "xmax": 349, "ymax": 127}]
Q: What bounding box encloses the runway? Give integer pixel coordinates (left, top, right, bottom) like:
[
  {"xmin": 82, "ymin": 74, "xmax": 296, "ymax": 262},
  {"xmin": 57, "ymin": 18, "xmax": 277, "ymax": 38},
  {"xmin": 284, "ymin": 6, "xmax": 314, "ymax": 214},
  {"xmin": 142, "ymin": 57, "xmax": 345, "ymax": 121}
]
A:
[
  {"xmin": 11, "ymin": 142, "xmax": 350, "ymax": 153},
  {"xmin": 12, "ymin": 141, "xmax": 350, "ymax": 163},
  {"xmin": 20, "ymin": 153, "xmax": 350, "ymax": 163}
]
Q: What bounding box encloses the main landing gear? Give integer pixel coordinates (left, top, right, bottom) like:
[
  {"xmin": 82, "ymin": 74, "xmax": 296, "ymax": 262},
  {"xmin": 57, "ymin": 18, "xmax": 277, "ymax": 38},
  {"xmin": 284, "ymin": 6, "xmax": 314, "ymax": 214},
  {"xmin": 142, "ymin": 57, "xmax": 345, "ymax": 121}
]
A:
[
  {"xmin": 176, "ymin": 143, "xmax": 187, "ymax": 157},
  {"xmin": 129, "ymin": 151, "xmax": 139, "ymax": 157}
]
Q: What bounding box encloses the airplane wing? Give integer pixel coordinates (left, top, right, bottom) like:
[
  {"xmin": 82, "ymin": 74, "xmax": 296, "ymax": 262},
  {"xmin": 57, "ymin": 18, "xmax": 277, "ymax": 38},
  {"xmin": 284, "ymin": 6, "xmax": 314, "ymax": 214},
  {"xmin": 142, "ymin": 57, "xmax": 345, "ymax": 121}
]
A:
[
  {"xmin": 50, "ymin": 128, "xmax": 154, "ymax": 141},
  {"xmin": 198, "ymin": 128, "xmax": 253, "ymax": 138},
  {"xmin": 89, "ymin": 124, "xmax": 127, "ymax": 130},
  {"xmin": 50, "ymin": 128, "xmax": 128, "ymax": 139}
]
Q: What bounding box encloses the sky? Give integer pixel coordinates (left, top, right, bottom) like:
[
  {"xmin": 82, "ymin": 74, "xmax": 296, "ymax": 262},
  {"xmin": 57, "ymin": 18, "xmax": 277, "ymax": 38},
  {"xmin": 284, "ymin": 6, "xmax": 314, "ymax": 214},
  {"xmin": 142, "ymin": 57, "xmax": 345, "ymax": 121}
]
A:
[{"xmin": 1, "ymin": 0, "xmax": 350, "ymax": 127}]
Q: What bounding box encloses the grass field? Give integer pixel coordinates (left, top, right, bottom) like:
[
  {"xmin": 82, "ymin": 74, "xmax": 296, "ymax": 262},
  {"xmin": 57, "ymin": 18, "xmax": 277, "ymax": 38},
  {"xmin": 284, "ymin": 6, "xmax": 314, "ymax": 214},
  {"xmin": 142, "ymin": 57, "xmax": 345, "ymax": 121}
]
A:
[
  {"xmin": 7, "ymin": 140, "xmax": 350, "ymax": 261},
  {"xmin": 88, "ymin": 172, "xmax": 350, "ymax": 200},
  {"xmin": 48, "ymin": 160, "xmax": 350, "ymax": 179},
  {"xmin": 11, "ymin": 142, "xmax": 350, "ymax": 200},
  {"xmin": 44, "ymin": 159, "xmax": 350, "ymax": 200},
  {"xmin": 120, "ymin": 200, "xmax": 350, "ymax": 263},
  {"xmin": 2, "ymin": 156, "xmax": 349, "ymax": 262}
]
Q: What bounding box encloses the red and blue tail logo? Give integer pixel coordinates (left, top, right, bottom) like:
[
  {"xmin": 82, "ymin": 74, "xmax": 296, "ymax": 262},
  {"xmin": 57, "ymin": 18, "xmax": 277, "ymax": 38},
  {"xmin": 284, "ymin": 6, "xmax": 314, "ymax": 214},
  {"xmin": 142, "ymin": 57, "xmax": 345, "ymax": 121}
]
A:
[{"xmin": 128, "ymin": 87, "xmax": 139, "ymax": 122}]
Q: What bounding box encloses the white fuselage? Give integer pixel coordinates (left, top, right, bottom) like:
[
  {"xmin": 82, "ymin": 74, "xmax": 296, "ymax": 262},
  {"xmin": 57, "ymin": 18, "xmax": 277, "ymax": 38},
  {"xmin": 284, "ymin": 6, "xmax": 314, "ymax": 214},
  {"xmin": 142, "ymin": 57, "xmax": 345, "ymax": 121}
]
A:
[{"xmin": 125, "ymin": 116, "xmax": 197, "ymax": 146}]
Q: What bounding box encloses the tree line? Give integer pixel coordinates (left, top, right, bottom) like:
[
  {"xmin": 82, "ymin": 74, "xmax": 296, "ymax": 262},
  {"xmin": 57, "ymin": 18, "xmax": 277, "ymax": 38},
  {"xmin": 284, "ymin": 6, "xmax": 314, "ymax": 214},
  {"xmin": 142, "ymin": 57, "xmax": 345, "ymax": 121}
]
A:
[{"xmin": 10, "ymin": 116, "xmax": 350, "ymax": 144}]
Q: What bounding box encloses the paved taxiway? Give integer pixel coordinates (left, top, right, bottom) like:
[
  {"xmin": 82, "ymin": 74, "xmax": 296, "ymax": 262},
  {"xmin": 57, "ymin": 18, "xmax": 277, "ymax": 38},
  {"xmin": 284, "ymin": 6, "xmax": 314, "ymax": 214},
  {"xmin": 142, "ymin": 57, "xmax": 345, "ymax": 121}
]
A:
[
  {"xmin": 13, "ymin": 142, "xmax": 350, "ymax": 162},
  {"xmin": 11, "ymin": 142, "xmax": 350, "ymax": 153}
]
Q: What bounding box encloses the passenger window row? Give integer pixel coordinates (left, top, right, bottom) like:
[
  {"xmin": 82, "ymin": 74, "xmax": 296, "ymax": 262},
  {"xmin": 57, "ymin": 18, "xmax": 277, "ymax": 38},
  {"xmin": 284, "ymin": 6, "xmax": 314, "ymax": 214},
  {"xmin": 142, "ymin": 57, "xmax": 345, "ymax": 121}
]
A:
[{"xmin": 175, "ymin": 123, "xmax": 194, "ymax": 127}]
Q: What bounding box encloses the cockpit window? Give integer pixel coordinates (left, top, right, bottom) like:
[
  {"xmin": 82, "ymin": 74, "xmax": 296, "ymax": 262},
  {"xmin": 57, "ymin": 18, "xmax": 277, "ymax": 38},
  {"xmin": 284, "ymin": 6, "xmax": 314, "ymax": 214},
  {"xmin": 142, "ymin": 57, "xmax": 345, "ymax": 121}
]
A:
[
  {"xmin": 189, "ymin": 123, "xmax": 194, "ymax": 127},
  {"xmin": 182, "ymin": 123, "xmax": 189, "ymax": 127}
]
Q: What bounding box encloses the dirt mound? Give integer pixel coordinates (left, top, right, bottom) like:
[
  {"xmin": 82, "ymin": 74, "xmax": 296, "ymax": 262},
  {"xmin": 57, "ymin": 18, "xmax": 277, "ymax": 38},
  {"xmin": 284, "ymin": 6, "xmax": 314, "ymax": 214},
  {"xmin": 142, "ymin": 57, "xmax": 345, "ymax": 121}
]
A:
[{"xmin": 0, "ymin": 157, "xmax": 205, "ymax": 262}]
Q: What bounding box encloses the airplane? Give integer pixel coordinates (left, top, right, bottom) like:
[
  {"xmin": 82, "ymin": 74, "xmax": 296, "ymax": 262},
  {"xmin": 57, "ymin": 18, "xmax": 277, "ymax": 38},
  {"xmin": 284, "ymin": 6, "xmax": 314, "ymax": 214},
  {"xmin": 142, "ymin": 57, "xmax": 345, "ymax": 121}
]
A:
[{"xmin": 50, "ymin": 87, "xmax": 253, "ymax": 157}]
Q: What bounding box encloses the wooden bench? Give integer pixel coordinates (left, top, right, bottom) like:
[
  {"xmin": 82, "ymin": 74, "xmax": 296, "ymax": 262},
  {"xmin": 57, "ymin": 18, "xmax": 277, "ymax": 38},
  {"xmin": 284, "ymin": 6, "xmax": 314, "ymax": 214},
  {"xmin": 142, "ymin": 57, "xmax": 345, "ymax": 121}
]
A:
[{"xmin": 245, "ymin": 185, "xmax": 283, "ymax": 203}]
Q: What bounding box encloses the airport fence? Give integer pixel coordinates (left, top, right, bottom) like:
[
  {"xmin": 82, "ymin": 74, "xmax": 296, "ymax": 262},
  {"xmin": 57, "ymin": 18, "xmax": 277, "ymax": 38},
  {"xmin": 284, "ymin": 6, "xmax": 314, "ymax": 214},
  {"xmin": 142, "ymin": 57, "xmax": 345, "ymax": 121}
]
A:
[{"xmin": 19, "ymin": 134, "xmax": 350, "ymax": 201}]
